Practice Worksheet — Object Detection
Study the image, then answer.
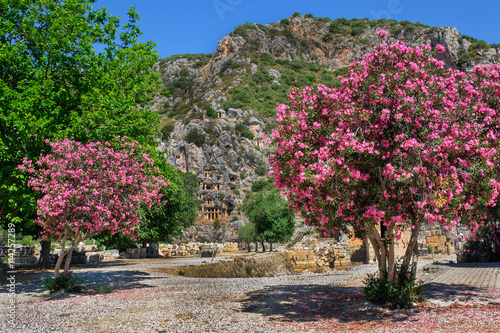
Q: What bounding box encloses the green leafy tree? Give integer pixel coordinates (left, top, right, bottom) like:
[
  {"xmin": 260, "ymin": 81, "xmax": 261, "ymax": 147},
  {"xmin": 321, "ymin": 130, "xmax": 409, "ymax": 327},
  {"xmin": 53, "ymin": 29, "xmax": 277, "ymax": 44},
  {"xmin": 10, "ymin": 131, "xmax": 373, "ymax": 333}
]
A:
[
  {"xmin": 184, "ymin": 128, "xmax": 206, "ymax": 146},
  {"xmin": 0, "ymin": 0, "xmax": 161, "ymax": 266},
  {"xmin": 241, "ymin": 189, "xmax": 295, "ymax": 251},
  {"xmin": 238, "ymin": 223, "xmax": 263, "ymax": 252}
]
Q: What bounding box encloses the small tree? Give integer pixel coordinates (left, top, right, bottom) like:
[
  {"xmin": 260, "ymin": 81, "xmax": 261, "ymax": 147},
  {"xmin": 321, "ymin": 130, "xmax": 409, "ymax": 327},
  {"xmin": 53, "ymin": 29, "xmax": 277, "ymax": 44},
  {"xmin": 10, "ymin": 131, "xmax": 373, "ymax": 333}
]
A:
[
  {"xmin": 238, "ymin": 223, "xmax": 262, "ymax": 252},
  {"xmin": 19, "ymin": 138, "xmax": 167, "ymax": 277},
  {"xmin": 241, "ymin": 189, "xmax": 295, "ymax": 252},
  {"xmin": 270, "ymin": 33, "xmax": 500, "ymax": 284}
]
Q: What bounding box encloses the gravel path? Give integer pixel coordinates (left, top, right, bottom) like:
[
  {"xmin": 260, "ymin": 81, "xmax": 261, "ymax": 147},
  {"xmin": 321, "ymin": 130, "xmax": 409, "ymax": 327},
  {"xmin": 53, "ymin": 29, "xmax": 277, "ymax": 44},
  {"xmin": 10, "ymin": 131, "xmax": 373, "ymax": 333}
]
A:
[{"xmin": 1, "ymin": 254, "xmax": 498, "ymax": 333}]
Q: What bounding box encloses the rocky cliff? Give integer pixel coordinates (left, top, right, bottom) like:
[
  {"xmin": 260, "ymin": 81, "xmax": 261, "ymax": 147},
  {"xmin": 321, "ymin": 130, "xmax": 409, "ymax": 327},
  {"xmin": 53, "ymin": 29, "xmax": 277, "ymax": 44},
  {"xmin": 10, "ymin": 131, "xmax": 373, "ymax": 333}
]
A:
[{"xmin": 152, "ymin": 15, "xmax": 499, "ymax": 242}]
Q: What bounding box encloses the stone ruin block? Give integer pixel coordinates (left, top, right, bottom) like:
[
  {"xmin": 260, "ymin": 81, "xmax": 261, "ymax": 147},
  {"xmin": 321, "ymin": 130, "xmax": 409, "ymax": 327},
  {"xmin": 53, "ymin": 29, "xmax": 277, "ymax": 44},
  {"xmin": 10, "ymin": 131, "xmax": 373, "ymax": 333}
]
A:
[{"xmin": 201, "ymin": 248, "xmax": 217, "ymax": 257}]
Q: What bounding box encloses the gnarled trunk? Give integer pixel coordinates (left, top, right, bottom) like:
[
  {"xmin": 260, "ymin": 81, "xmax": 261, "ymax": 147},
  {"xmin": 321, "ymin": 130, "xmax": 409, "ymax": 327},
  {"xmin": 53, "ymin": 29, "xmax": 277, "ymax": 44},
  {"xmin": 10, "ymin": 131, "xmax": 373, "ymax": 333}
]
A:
[
  {"xmin": 39, "ymin": 240, "xmax": 51, "ymax": 269},
  {"xmin": 63, "ymin": 243, "xmax": 75, "ymax": 276},
  {"xmin": 366, "ymin": 217, "xmax": 422, "ymax": 284}
]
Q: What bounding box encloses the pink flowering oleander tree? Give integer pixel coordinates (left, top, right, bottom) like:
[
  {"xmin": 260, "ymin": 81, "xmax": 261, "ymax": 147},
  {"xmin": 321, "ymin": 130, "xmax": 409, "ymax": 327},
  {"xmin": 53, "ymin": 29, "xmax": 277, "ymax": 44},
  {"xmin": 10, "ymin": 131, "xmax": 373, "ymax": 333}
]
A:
[
  {"xmin": 18, "ymin": 138, "xmax": 168, "ymax": 277},
  {"xmin": 269, "ymin": 33, "xmax": 500, "ymax": 284}
]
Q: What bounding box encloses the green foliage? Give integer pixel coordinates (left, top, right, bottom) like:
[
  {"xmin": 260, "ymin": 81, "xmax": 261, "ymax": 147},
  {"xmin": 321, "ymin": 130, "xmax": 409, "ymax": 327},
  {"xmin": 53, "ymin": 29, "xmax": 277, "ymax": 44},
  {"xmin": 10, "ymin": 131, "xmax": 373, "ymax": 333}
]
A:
[
  {"xmin": 185, "ymin": 128, "xmax": 206, "ymax": 146},
  {"xmin": 364, "ymin": 263, "xmax": 424, "ymax": 308},
  {"xmin": 160, "ymin": 123, "xmax": 175, "ymax": 141},
  {"xmin": 350, "ymin": 19, "xmax": 367, "ymax": 28},
  {"xmin": 0, "ymin": 0, "xmax": 161, "ymax": 236},
  {"xmin": 304, "ymin": 13, "xmax": 314, "ymax": 18},
  {"xmin": 222, "ymin": 100, "xmax": 244, "ymax": 110},
  {"xmin": 231, "ymin": 86, "xmax": 254, "ymax": 104},
  {"xmin": 333, "ymin": 67, "xmax": 349, "ymax": 77},
  {"xmin": 255, "ymin": 166, "xmax": 267, "ymax": 176},
  {"xmin": 251, "ymin": 177, "xmax": 274, "ymax": 192},
  {"xmin": 456, "ymin": 38, "xmax": 492, "ymax": 69},
  {"xmin": 240, "ymin": 171, "xmax": 246, "ymax": 180},
  {"xmin": 158, "ymin": 53, "xmax": 211, "ymax": 68},
  {"xmin": 235, "ymin": 123, "xmax": 254, "ymax": 140},
  {"xmin": 292, "ymin": 12, "xmax": 301, "ymax": 18},
  {"xmin": 179, "ymin": 68, "xmax": 190, "ymax": 77},
  {"xmin": 320, "ymin": 73, "xmax": 340, "ymax": 88},
  {"xmin": 219, "ymin": 60, "xmax": 243, "ymax": 76},
  {"xmin": 238, "ymin": 223, "xmax": 262, "ymax": 244},
  {"xmin": 16, "ymin": 235, "xmax": 37, "ymax": 247},
  {"xmin": 329, "ymin": 21, "xmax": 348, "ymax": 34},
  {"xmin": 251, "ymin": 67, "xmax": 273, "ymax": 84},
  {"xmin": 164, "ymin": 76, "xmax": 193, "ymax": 98},
  {"xmin": 260, "ymin": 53, "xmax": 277, "ymax": 66},
  {"xmin": 231, "ymin": 22, "xmax": 256, "ymax": 37},
  {"xmin": 42, "ymin": 272, "xmax": 84, "ymax": 293},
  {"xmin": 350, "ymin": 26, "xmax": 364, "ymax": 36},
  {"xmin": 280, "ymin": 18, "xmax": 290, "ymax": 26},
  {"xmin": 213, "ymin": 218, "xmax": 221, "ymax": 230},
  {"xmin": 241, "ymin": 189, "xmax": 295, "ymax": 245},
  {"xmin": 283, "ymin": 29, "xmax": 297, "ymax": 48},
  {"xmin": 322, "ymin": 33, "xmax": 334, "ymax": 43},
  {"xmin": 334, "ymin": 17, "xmax": 349, "ymax": 25},
  {"xmin": 460, "ymin": 221, "xmax": 500, "ymax": 262},
  {"xmin": 297, "ymin": 73, "xmax": 317, "ymax": 87},
  {"xmin": 205, "ymin": 106, "xmax": 218, "ymax": 118}
]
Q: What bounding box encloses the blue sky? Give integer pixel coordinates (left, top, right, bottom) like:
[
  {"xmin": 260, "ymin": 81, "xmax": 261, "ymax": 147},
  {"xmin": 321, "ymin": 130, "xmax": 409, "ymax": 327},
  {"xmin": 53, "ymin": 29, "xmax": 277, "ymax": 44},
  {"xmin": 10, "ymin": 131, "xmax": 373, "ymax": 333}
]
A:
[{"xmin": 93, "ymin": 0, "xmax": 499, "ymax": 59}]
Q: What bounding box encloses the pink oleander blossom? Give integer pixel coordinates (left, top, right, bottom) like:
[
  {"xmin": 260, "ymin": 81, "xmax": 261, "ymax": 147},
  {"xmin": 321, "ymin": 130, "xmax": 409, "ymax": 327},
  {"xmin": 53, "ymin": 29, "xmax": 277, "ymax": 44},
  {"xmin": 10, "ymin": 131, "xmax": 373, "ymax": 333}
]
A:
[
  {"xmin": 377, "ymin": 29, "xmax": 388, "ymax": 36},
  {"xmin": 269, "ymin": 40, "xmax": 500, "ymax": 281},
  {"xmin": 19, "ymin": 138, "xmax": 168, "ymax": 243}
]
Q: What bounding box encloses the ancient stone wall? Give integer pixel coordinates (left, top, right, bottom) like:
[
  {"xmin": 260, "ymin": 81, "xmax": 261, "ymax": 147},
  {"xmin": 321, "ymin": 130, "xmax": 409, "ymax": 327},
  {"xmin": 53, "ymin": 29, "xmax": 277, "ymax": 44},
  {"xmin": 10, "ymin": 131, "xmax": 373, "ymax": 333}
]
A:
[
  {"xmin": 158, "ymin": 242, "xmax": 239, "ymax": 258},
  {"xmin": 284, "ymin": 235, "xmax": 357, "ymax": 273}
]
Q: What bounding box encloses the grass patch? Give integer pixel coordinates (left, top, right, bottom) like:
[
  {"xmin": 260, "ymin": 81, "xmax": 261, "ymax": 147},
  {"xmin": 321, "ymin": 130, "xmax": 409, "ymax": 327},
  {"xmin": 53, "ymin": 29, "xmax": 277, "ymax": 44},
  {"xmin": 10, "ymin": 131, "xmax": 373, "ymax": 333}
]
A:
[{"xmin": 156, "ymin": 253, "xmax": 295, "ymax": 278}]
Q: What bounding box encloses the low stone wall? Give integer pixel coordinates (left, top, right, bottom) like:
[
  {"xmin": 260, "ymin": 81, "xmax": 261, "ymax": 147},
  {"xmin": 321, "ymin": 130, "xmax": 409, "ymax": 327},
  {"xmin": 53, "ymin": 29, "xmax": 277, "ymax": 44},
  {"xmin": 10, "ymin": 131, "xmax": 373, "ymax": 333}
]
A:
[
  {"xmin": 123, "ymin": 248, "xmax": 147, "ymax": 259},
  {"xmin": 361, "ymin": 224, "xmax": 458, "ymax": 262},
  {"xmin": 420, "ymin": 226, "xmax": 455, "ymax": 255},
  {"xmin": 158, "ymin": 242, "xmax": 239, "ymax": 258},
  {"xmin": 284, "ymin": 224, "xmax": 458, "ymax": 273},
  {"xmin": 0, "ymin": 245, "xmax": 38, "ymax": 265},
  {"xmin": 52, "ymin": 245, "xmax": 116, "ymax": 264},
  {"xmin": 285, "ymin": 235, "xmax": 355, "ymax": 273}
]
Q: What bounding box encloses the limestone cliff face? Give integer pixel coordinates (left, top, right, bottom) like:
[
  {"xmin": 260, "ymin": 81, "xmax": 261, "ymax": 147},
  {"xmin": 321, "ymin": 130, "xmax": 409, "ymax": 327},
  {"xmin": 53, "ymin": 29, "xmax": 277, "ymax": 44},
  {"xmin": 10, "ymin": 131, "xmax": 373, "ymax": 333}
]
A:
[
  {"xmin": 208, "ymin": 18, "xmax": 498, "ymax": 72},
  {"xmin": 153, "ymin": 15, "xmax": 498, "ymax": 242}
]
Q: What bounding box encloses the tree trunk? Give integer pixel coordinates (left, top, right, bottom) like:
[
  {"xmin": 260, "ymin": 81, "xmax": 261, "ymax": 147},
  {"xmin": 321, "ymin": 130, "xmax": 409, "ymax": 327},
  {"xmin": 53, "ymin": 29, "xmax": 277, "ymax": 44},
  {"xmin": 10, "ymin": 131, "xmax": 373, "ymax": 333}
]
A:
[
  {"xmin": 54, "ymin": 248, "xmax": 72, "ymax": 278},
  {"xmin": 402, "ymin": 217, "xmax": 423, "ymax": 268},
  {"xmin": 63, "ymin": 245, "xmax": 74, "ymax": 276},
  {"xmin": 410, "ymin": 240, "xmax": 419, "ymax": 283},
  {"xmin": 39, "ymin": 240, "xmax": 51, "ymax": 269},
  {"xmin": 387, "ymin": 227, "xmax": 396, "ymax": 284},
  {"xmin": 254, "ymin": 242, "xmax": 258, "ymax": 252},
  {"xmin": 261, "ymin": 241, "xmax": 265, "ymax": 252},
  {"xmin": 247, "ymin": 243, "xmax": 251, "ymax": 252},
  {"xmin": 270, "ymin": 243, "xmax": 273, "ymax": 252},
  {"xmin": 54, "ymin": 236, "xmax": 67, "ymax": 278},
  {"xmin": 366, "ymin": 224, "xmax": 387, "ymax": 279},
  {"xmin": 402, "ymin": 216, "xmax": 423, "ymax": 283}
]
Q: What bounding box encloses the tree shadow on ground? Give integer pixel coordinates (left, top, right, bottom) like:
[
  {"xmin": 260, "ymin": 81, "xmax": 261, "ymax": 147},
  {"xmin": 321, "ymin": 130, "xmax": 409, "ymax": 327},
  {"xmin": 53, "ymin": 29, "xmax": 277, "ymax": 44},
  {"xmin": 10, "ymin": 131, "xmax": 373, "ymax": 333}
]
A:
[
  {"xmin": 422, "ymin": 282, "xmax": 494, "ymax": 304},
  {"xmin": 0, "ymin": 269, "xmax": 162, "ymax": 297},
  {"xmin": 436, "ymin": 262, "xmax": 500, "ymax": 268},
  {"xmin": 240, "ymin": 284, "xmax": 421, "ymax": 325}
]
